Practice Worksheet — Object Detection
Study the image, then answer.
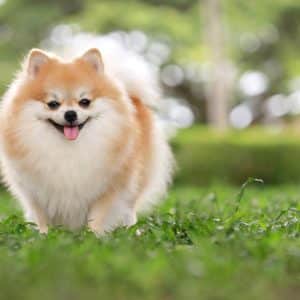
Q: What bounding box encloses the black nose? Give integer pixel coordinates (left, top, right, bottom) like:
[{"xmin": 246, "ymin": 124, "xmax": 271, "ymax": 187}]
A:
[{"xmin": 64, "ymin": 110, "xmax": 77, "ymax": 123}]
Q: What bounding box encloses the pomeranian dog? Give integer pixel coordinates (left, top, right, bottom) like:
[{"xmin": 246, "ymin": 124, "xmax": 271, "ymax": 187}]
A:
[{"xmin": 0, "ymin": 42, "xmax": 173, "ymax": 235}]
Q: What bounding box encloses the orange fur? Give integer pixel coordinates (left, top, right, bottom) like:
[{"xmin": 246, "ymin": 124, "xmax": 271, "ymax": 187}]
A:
[
  {"xmin": 1, "ymin": 55, "xmax": 125, "ymax": 159},
  {"xmin": 0, "ymin": 48, "xmax": 173, "ymax": 234}
]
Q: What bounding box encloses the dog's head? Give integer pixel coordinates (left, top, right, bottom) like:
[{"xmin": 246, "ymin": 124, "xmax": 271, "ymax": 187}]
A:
[{"xmin": 15, "ymin": 48, "xmax": 130, "ymax": 142}]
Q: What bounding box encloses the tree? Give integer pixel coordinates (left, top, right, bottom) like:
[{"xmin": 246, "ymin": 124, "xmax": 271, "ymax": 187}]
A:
[{"xmin": 202, "ymin": 0, "xmax": 232, "ymax": 130}]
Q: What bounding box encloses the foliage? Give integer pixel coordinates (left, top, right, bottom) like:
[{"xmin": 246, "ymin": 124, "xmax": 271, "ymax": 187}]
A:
[
  {"xmin": 1, "ymin": 0, "xmax": 300, "ymax": 98},
  {"xmin": 173, "ymin": 126, "xmax": 300, "ymax": 185}
]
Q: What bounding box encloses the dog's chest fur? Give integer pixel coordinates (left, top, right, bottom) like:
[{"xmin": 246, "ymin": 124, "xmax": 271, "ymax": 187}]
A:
[{"xmin": 2, "ymin": 116, "xmax": 132, "ymax": 229}]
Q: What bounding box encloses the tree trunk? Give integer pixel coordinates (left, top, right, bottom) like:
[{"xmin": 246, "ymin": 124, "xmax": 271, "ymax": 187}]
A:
[{"xmin": 203, "ymin": 0, "xmax": 231, "ymax": 130}]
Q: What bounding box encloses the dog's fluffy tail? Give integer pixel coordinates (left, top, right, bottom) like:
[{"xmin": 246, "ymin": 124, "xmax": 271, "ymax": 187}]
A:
[{"xmin": 47, "ymin": 33, "xmax": 161, "ymax": 108}]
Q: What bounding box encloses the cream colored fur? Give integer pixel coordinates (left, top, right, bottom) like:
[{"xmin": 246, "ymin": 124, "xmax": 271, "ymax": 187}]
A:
[{"xmin": 0, "ymin": 41, "xmax": 173, "ymax": 235}]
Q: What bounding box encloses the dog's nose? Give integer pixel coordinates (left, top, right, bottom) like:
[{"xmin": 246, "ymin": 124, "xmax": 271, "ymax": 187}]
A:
[{"xmin": 64, "ymin": 110, "xmax": 77, "ymax": 123}]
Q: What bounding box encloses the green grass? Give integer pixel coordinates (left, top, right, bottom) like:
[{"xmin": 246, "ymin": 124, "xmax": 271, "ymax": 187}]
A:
[{"xmin": 0, "ymin": 182, "xmax": 299, "ymax": 300}]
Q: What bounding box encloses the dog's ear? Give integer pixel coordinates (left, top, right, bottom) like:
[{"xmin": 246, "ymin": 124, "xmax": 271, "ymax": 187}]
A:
[
  {"xmin": 80, "ymin": 48, "xmax": 104, "ymax": 73},
  {"xmin": 27, "ymin": 49, "xmax": 50, "ymax": 78}
]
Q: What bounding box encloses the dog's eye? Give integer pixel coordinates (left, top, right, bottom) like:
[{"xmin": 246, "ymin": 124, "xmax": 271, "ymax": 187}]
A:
[
  {"xmin": 47, "ymin": 101, "xmax": 60, "ymax": 110},
  {"xmin": 79, "ymin": 98, "xmax": 91, "ymax": 108}
]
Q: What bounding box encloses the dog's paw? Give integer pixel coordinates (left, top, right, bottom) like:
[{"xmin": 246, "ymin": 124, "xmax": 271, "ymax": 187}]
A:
[
  {"xmin": 38, "ymin": 225, "xmax": 48, "ymax": 234},
  {"xmin": 88, "ymin": 221, "xmax": 105, "ymax": 237},
  {"xmin": 122, "ymin": 211, "xmax": 137, "ymax": 228}
]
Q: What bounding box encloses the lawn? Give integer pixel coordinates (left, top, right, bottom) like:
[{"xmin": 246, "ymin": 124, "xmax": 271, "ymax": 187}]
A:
[{"xmin": 0, "ymin": 181, "xmax": 299, "ymax": 300}]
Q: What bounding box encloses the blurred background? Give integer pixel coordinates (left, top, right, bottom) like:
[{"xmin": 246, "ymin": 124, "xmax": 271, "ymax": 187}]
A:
[{"xmin": 1, "ymin": 0, "xmax": 300, "ymax": 185}]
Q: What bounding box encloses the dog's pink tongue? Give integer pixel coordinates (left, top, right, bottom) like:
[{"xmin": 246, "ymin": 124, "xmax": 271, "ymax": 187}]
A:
[{"xmin": 63, "ymin": 126, "xmax": 79, "ymax": 140}]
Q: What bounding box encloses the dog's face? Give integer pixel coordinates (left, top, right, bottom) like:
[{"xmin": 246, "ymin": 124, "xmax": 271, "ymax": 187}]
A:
[{"xmin": 17, "ymin": 48, "xmax": 127, "ymax": 142}]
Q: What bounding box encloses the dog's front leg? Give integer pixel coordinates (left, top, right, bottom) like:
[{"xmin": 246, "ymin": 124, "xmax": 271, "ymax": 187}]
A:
[
  {"xmin": 88, "ymin": 191, "xmax": 138, "ymax": 236},
  {"xmin": 24, "ymin": 200, "xmax": 48, "ymax": 234},
  {"xmin": 120, "ymin": 203, "xmax": 137, "ymax": 228},
  {"xmin": 88, "ymin": 193, "xmax": 115, "ymax": 236}
]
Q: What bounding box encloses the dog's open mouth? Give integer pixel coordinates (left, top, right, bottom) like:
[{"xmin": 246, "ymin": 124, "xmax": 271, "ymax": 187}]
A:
[{"xmin": 48, "ymin": 118, "xmax": 90, "ymax": 141}]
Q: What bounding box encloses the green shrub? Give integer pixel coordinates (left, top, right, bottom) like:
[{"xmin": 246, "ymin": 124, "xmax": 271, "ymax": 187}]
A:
[{"xmin": 173, "ymin": 126, "xmax": 300, "ymax": 185}]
